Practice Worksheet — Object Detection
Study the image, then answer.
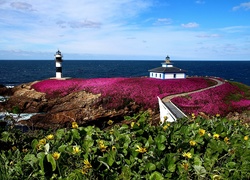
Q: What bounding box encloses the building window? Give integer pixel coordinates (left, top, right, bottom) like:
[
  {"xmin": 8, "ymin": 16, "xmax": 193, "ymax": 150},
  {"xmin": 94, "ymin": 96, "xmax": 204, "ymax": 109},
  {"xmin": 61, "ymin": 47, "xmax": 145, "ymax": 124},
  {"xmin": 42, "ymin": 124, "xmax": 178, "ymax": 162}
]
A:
[{"xmin": 174, "ymin": 74, "xmax": 176, "ymax": 78}]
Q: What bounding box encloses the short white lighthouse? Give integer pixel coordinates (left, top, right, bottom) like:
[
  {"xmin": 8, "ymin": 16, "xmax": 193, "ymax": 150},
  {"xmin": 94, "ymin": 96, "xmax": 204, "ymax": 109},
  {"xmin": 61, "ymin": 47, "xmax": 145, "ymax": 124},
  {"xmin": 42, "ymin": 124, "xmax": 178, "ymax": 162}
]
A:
[
  {"xmin": 148, "ymin": 55, "xmax": 187, "ymax": 79},
  {"xmin": 55, "ymin": 50, "xmax": 63, "ymax": 78}
]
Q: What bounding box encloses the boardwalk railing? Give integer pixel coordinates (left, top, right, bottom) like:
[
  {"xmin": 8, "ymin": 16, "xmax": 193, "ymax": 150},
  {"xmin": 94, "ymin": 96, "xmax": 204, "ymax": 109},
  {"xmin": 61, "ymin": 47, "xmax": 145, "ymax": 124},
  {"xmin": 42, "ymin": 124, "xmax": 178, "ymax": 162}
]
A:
[{"xmin": 159, "ymin": 78, "xmax": 225, "ymax": 124}]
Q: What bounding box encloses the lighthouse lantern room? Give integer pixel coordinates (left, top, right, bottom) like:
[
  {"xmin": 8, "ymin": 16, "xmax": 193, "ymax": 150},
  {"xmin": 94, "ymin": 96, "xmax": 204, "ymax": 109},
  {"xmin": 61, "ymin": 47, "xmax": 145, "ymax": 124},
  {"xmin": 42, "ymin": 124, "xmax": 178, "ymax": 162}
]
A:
[{"xmin": 55, "ymin": 50, "xmax": 63, "ymax": 79}]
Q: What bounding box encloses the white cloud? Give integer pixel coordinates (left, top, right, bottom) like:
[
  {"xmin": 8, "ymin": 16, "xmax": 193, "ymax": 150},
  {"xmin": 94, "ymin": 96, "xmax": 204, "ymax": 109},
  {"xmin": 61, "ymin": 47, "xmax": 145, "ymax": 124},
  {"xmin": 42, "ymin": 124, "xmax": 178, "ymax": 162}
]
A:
[
  {"xmin": 10, "ymin": 2, "xmax": 35, "ymax": 11},
  {"xmin": 196, "ymin": 34, "xmax": 221, "ymax": 38},
  {"xmin": 195, "ymin": 0, "xmax": 205, "ymax": 4},
  {"xmin": 232, "ymin": 2, "xmax": 250, "ymax": 11},
  {"xmin": 153, "ymin": 18, "xmax": 172, "ymax": 25},
  {"xmin": 220, "ymin": 26, "xmax": 250, "ymax": 33},
  {"xmin": 68, "ymin": 20, "xmax": 101, "ymax": 28},
  {"xmin": 181, "ymin": 22, "xmax": 199, "ymax": 28},
  {"xmin": 0, "ymin": 0, "xmax": 6, "ymax": 5}
]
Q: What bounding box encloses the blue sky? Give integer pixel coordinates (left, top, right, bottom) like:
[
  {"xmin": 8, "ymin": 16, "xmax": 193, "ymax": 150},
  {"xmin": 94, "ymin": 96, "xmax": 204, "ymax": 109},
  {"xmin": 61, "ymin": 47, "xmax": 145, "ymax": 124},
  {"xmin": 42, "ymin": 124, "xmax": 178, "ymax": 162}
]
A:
[{"xmin": 0, "ymin": 0, "xmax": 250, "ymax": 60}]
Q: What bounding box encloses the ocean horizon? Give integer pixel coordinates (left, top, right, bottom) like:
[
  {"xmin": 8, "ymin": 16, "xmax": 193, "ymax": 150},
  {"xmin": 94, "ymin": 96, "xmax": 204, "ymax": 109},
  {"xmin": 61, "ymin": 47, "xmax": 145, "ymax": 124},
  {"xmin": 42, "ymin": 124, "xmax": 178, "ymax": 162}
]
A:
[{"xmin": 0, "ymin": 60, "xmax": 249, "ymax": 86}]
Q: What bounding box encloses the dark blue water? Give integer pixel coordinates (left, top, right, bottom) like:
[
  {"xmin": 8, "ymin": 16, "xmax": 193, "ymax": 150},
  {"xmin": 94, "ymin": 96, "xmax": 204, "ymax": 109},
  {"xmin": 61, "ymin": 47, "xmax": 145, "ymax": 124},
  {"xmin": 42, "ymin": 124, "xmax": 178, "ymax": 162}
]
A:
[{"xmin": 0, "ymin": 60, "xmax": 249, "ymax": 86}]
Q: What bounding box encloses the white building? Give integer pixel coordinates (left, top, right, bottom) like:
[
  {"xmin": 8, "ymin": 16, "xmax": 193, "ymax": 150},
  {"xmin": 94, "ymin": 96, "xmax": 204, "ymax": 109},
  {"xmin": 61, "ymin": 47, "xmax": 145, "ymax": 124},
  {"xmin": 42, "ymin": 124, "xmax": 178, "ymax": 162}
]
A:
[{"xmin": 148, "ymin": 56, "xmax": 187, "ymax": 79}]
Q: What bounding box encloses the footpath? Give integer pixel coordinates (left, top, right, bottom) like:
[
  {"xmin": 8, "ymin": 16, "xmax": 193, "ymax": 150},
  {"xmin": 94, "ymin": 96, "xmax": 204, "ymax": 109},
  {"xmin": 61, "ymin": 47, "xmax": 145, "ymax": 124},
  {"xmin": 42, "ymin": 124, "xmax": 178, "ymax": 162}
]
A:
[{"xmin": 161, "ymin": 78, "xmax": 225, "ymax": 119}]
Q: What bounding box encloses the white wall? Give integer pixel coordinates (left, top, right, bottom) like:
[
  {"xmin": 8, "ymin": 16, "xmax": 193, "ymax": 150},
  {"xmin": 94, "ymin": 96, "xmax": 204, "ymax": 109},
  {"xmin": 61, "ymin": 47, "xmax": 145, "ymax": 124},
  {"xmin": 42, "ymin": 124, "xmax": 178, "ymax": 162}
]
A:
[
  {"xmin": 158, "ymin": 97, "xmax": 177, "ymax": 124},
  {"xmin": 165, "ymin": 74, "xmax": 174, "ymax": 79},
  {"xmin": 150, "ymin": 72, "xmax": 186, "ymax": 79},
  {"xmin": 165, "ymin": 73, "xmax": 186, "ymax": 79},
  {"xmin": 176, "ymin": 73, "xmax": 186, "ymax": 79},
  {"xmin": 150, "ymin": 72, "xmax": 164, "ymax": 79}
]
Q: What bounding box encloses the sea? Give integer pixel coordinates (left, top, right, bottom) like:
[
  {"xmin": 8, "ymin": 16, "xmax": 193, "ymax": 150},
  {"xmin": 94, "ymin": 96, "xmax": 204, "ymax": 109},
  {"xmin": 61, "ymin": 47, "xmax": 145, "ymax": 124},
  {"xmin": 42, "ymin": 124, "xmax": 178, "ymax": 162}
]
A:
[{"xmin": 0, "ymin": 60, "xmax": 249, "ymax": 86}]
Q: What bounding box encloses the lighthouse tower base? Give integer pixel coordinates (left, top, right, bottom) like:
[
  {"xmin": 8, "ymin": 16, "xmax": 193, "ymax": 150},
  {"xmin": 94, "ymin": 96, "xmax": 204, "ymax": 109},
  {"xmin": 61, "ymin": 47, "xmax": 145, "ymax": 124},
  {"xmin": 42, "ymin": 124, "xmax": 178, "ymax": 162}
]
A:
[
  {"xmin": 50, "ymin": 77, "xmax": 72, "ymax": 80},
  {"xmin": 56, "ymin": 72, "xmax": 62, "ymax": 79}
]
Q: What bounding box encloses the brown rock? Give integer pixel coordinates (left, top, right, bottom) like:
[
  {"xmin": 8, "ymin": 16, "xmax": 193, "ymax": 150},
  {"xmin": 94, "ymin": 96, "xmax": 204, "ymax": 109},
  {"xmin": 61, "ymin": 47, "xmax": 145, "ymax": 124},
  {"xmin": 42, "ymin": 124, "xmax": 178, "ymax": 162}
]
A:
[
  {"xmin": 4, "ymin": 86, "xmax": 46, "ymax": 113},
  {"xmin": 0, "ymin": 84, "xmax": 13, "ymax": 96},
  {"xmin": 226, "ymin": 111, "xmax": 250, "ymax": 123},
  {"xmin": 198, "ymin": 112, "xmax": 209, "ymax": 119},
  {"xmin": 6, "ymin": 82, "xmax": 148, "ymax": 130}
]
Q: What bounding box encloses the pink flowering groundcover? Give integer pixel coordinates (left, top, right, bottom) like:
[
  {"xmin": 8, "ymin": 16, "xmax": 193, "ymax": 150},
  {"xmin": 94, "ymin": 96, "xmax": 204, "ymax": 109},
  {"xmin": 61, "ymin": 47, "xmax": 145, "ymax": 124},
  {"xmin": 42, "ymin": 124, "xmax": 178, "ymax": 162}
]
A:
[
  {"xmin": 31, "ymin": 77, "xmax": 213, "ymax": 110},
  {"xmin": 172, "ymin": 82, "xmax": 250, "ymax": 116}
]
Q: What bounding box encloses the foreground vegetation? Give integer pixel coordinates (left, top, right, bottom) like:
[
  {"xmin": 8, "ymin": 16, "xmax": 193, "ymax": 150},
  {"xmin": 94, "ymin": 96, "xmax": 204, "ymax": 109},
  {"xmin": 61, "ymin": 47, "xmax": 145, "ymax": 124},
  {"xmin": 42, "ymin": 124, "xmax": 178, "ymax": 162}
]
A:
[{"xmin": 1, "ymin": 112, "xmax": 250, "ymax": 179}]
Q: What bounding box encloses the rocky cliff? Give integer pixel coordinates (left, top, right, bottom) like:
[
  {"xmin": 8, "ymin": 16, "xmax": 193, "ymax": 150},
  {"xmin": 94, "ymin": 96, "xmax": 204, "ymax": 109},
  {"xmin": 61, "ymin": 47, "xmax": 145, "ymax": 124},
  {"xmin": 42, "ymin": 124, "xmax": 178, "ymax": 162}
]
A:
[{"xmin": 0, "ymin": 83, "xmax": 158, "ymax": 129}]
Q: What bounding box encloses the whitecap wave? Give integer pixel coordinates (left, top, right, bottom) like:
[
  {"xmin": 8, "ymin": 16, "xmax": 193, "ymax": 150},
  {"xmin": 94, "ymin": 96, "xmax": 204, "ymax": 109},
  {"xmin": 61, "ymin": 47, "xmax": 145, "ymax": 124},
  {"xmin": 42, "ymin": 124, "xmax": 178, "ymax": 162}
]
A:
[{"xmin": 0, "ymin": 112, "xmax": 37, "ymax": 122}]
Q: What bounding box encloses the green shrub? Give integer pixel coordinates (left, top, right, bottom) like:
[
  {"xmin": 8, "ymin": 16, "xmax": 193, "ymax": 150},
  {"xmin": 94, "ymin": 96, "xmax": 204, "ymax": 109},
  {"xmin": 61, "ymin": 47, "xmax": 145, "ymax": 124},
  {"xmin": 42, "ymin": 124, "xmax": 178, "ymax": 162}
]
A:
[{"xmin": 1, "ymin": 112, "xmax": 250, "ymax": 179}]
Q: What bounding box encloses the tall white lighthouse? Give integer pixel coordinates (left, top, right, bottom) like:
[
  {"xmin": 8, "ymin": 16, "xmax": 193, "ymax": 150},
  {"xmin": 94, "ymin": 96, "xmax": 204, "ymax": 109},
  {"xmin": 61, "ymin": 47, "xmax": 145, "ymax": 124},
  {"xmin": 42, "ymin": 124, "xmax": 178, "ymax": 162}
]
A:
[{"xmin": 55, "ymin": 50, "xmax": 63, "ymax": 78}]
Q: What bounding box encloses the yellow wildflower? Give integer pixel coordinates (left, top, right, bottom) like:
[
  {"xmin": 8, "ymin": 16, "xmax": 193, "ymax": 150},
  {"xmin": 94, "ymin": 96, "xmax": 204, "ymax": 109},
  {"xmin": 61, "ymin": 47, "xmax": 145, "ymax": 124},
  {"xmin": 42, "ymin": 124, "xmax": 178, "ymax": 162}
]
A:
[
  {"xmin": 167, "ymin": 123, "xmax": 171, "ymax": 127},
  {"xmin": 216, "ymin": 114, "xmax": 220, "ymax": 118},
  {"xmin": 72, "ymin": 121, "xmax": 78, "ymax": 129},
  {"xmin": 36, "ymin": 144, "xmax": 43, "ymax": 150},
  {"xmin": 182, "ymin": 162, "xmax": 189, "ymax": 171},
  {"xmin": 112, "ymin": 146, "xmax": 116, "ymax": 151},
  {"xmin": 135, "ymin": 145, "xmax": 147, "ymax": 153},
  {"xmin": 244, "ymin": 135, "xmax": 249, "ymax": 141},
  {"xmin": 131, "ymin": 122, "xmax": 135, "ymax": 128},
  {"xmin": 109, "ymin": 129, "xmax": 114, "ymax": 134},
  {"xmin": 182, "ymin": 152, "xmax": 192, "ymax": 159},
  {"xmin": 212, "ymin": 174, "xmax": 222, "ymax": 180},
  {"xmin": 22, "ymin": 148, "xmax": 28, "ymax": 153},
  {"xmin": 99, "ymin": 144, "xmax": 107, "ymax": 152},
  {"xmin": 98, "ymin": 140, "xmax": 104, "ymax": 144},
  {"xmin": 224, "ymin": 137, "xmax": 229, "ymax": 144},
  {"xmin": 72, "ymin": 146, "xmax": 81, "ymax": 154},
  {"xmin": 189, "ymin": 140, "xmax": 196, "ymax": 146},
  {"xmin": 52, "ymin": 152, "xmax": 60, "ymax": 160},
  {"xmin": 39, "ymin": 138, "xmax": 46, "ymax": 145},
  {"xmin": 82, "ymin": 159, "xmax": 92, "ymax": 174},
  {"xmin": 98, "ymin": 140, "xmax": 107, "ymax": 152},
  {"xmin": 191, "ymin": 113, "xmax": 196, "ymax": 119},
  {"xmin": 46, "ymin": 134, "xmax": 54, "ymax": 140},
  {"xmin": 199, "ymin": 129, "xmax": 206, "ymax": 136},
  {"xmin": 107, "ymin": 120, "xmax": 113, "ymax": 125},
  {"xmin": 213, "ymin": 134, "xmax": 220, "ymax": 140},
  {"xmin": 81, "ymin": 168, "xmax": 88, "ymax": 175},
  {"xmin": 83, "ymin": 159, "xmax": 92, "ymax": 169},
  {"xmin": 163, "ymin": 125, "xmax": 168, "ymax": 131}
]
